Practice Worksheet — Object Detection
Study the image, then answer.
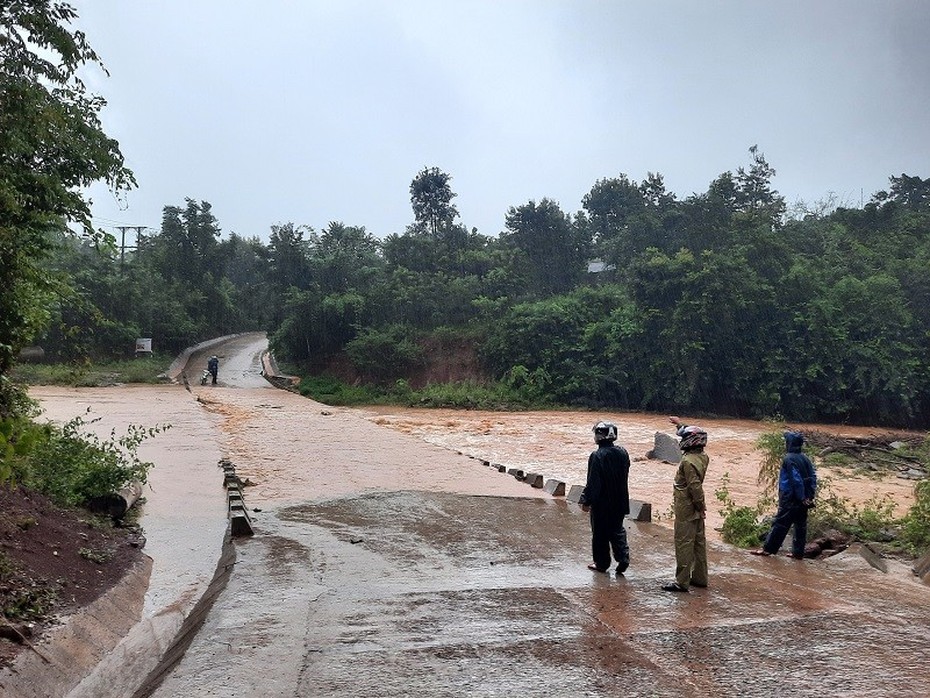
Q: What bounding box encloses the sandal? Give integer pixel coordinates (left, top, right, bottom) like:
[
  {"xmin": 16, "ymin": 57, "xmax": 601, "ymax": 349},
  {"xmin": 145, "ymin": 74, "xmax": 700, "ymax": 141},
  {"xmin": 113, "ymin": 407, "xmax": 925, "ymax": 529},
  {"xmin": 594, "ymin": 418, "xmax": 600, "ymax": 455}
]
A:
[
  {"xmin": 750, "ymin": 549, "xmax": 773, "ymax": 556},
  {"xmin": 661, "ymin": 582, "xmax": 689, "ymax": 593},
  {"xmin": 587, "ymin": 563, "xmax": 607, "ymax": 573}
]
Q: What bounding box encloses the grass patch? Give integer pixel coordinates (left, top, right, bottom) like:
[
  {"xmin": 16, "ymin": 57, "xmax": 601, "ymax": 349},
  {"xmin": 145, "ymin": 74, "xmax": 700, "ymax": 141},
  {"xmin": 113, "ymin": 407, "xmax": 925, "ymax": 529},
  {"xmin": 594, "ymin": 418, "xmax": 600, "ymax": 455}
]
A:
[
  {"xmin": 10, "ymin": 354, "xmax": 173, "ymax": 387},
  {"xmin": 297, "ymin": 375, "xmax": 382, "ymax": 405},
  {"xmin": 296, "ymin": 373, "xmax": 552, "ymax": 410},
  {"xmin": 78, "ymin": 547, "xmax": 114, "ymax": 564},
  {"xmin": 821, "ymin": 452, "xmax": 858, "ymax": 468}
]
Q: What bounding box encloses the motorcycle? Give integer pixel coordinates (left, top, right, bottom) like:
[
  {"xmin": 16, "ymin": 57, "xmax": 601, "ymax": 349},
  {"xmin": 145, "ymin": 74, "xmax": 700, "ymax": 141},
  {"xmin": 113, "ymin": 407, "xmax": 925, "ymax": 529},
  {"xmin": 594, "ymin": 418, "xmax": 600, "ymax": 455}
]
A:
[{"xmin": 200, "ymin": 368, "xmax": 211, "ymax": 386}]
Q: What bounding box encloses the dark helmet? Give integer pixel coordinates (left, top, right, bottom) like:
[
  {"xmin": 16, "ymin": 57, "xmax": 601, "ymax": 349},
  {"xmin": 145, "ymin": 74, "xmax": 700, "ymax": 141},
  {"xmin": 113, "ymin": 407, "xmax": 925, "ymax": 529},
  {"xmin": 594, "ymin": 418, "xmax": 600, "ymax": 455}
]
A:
[
  {"xmin": 678, "ymin": 425, "xmax": 707, "ymax": 451},
  {"xmin": 593, "ymin": 421, "xmax": 618, "ymax": 444}
]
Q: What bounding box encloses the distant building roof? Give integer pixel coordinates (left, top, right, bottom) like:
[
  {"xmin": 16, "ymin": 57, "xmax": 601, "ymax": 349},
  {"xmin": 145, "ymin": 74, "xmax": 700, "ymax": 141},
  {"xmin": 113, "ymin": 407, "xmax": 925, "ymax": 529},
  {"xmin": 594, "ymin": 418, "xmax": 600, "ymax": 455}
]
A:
[{"xmin": 587, "ymin": 259, "xmax": 615, "ymax": 273}]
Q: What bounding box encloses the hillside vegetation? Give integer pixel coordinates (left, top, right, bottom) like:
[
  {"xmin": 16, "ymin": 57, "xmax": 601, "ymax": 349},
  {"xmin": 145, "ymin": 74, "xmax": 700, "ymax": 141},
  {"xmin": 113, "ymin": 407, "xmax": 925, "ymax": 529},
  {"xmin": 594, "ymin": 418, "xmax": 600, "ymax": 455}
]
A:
[{"xmin": 17, "ymin": 163, "xmax": 930, "ymax": 428}]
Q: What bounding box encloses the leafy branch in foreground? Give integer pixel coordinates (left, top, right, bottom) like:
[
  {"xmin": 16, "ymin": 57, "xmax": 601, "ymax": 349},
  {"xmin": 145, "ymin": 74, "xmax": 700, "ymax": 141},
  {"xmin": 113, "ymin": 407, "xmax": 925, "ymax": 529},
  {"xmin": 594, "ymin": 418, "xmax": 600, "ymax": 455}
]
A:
[{"xmin": 3, "ymin": 410, "xmax": 169, "ymax": 507}]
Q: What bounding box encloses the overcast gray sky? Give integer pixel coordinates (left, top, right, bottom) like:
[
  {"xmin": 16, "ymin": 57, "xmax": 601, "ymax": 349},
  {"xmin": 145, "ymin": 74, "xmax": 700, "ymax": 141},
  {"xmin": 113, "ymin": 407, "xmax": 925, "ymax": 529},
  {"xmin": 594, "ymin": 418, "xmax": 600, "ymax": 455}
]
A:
[{"xmin": 76, "ymin": 1, "xmax": 930, "ymax": 242}]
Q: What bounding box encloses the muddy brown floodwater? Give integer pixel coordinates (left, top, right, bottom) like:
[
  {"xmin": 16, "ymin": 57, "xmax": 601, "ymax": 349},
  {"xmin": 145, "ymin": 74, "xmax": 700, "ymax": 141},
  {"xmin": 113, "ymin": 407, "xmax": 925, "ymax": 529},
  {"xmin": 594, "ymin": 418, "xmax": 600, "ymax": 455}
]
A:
[{"xmin": 353, "ymin": 406, "xmax": 921, "ymax": 538}]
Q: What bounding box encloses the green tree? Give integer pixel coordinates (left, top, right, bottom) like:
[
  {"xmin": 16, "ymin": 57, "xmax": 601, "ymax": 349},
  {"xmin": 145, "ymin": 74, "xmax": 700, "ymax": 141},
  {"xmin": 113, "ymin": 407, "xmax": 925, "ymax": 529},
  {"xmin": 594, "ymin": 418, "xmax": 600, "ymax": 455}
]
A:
[
  {"xmin": 502, "ymin": 198, "xmax": 590, "ymax": 297},
  {"xmin": 873, "ymin": 173, "xmax": 930, "ymax": 212},
  {"xmin": 0, "ymin": 1, "xmax": 133, "ymax": 411},
  {"xmin": 580, "ymin": 173, "xmax": 678, "ymax": 275},
  {"xmin": 267, "ymin": 222, "xmax": 312, "ymax": 292},
  {"xmin": 625, "ymin": 247, "xmax": 781, "ymax": 415},
  {"xmin": 410, "ymin": 166, "xmax": 459, "ymax": 238},
  {"xmin": 150, "ymin": 199, "xmax": 221, "ymax": 284},
  {"xmin": 481, "ymin": 285, "xmax": 632, "ymax": 406},
  {"xmin": 311, "ymin": 222, "xmax": 381, "ymax": 294}
]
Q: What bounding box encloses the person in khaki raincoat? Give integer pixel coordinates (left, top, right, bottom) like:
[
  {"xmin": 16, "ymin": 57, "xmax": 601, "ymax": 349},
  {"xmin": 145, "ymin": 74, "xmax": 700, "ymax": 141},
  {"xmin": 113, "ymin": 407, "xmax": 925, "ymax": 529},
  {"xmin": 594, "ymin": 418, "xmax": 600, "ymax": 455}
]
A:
[{"xmin": 662, "ymin": 416, "xmax": 709, "ymax": 593}]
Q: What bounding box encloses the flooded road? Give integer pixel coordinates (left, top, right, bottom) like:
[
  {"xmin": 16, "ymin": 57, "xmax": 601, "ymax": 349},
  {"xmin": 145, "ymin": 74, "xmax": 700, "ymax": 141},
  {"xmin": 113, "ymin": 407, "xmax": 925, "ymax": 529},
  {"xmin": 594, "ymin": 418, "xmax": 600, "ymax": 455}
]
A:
[
  {"xmin": 354, "ymin": 407, "xmax": 920, "ymax": 537},
  {"xmin": 29, "ymin": 333, "xmax": 930, "ymax": 697}
]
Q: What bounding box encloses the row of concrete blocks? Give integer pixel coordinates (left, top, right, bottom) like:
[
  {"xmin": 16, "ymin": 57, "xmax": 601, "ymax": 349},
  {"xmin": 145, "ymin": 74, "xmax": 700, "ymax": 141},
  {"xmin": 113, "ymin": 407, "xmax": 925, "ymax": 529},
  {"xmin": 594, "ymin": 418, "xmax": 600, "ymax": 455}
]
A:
[
  {"xmin": 476, "ymin": 458, "xmax": 652, "ymax": 523},
  {"xmin": 219, "ymin": 458, "xmax": 254, "ymax": 538}
]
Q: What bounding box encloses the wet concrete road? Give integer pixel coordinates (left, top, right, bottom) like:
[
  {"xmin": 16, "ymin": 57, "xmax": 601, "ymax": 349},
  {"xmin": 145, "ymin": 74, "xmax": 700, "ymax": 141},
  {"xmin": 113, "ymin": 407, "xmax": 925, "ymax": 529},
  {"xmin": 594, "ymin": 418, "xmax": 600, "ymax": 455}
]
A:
[
  {"xmin": 31, "ymin": 335, "xmax": 930, "ymax": 697},
  {"xmin": 151, "ymin": 488, "xmax": 930, "ymax": 697}
]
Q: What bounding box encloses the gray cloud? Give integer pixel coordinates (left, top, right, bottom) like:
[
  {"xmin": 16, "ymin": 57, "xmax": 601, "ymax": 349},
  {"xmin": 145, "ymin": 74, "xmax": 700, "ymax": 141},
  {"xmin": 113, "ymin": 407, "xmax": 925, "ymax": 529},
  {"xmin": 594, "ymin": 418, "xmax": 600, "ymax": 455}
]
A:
[{"xmin": 77, "ymin": 0, "xmax": 930, "ymax": 239}]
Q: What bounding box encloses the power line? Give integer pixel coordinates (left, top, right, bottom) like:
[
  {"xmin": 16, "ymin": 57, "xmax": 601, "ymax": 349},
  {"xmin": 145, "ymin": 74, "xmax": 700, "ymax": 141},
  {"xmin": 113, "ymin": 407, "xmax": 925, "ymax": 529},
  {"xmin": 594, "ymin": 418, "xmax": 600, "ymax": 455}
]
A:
[{"xmin": 91, "ymin": 215, "xmax": 152, "ymax": 227}]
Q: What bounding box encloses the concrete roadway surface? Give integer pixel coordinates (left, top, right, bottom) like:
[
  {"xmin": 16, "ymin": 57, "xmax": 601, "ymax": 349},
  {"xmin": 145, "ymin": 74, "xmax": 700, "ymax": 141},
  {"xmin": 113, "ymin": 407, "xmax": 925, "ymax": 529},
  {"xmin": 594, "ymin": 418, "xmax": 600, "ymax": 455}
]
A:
[{"xmin": 26, "ymin": 333, "xmax": 930, "ymax": 697}]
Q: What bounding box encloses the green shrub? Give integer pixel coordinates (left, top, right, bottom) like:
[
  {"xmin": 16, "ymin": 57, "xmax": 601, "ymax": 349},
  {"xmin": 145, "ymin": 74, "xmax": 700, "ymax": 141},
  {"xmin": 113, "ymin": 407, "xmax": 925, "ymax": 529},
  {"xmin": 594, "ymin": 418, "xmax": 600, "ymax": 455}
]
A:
[
  {"xmin": 298, "ymin": 374, "xmax": 381, "ymax": 405},
  {"xmin": 715, "ymin": 473, "xmax": 769, "ymax": 548},
  {"xmin": 295, "ymin": 371, "xmax": 550, "ymax": 410},
  {"xmin": 345, "ymin": 325, "xmax": 424, "ymax": 384},
  {"xmin": 755, "ymin": 425, "xmax": 788, "ymax": 497},
  {"xmin": 803, "ymin": 474, "xmax": 899, "ymax": 542},
  {"xmin": 10, "ymin": 354, "xmax": 172, "ymax": 386},
  {"xmin": 13, "ymin": 413, "xmax": 167, "ymax": 507},
  {"xmin": 900, "ymin": 479, "xmax": 930, "ymax": 555},
  {"xmin": 0, "ymin": 415, "xmax": 49, "ymax": 486},
  {"xmin": 410, "ymin": 380, "xmax": 506, "ymax": 409}
]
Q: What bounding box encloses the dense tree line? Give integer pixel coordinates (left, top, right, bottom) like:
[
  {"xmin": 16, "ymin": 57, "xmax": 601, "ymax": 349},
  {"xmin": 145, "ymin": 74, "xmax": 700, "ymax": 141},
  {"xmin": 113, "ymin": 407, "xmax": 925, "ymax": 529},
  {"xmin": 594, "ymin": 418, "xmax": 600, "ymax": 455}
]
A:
[
  {"xmin": 21, "ymin": 161, "xmax": 930, "ymax": 428},
  {"xmin": 3, "ymin": 5, "xmax": 930, "ymax": 430}
]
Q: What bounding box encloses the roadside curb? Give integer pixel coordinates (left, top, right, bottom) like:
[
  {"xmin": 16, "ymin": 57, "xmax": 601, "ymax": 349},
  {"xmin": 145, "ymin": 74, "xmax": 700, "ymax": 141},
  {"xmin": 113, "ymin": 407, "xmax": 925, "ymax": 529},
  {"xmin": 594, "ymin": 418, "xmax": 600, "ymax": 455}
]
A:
[
  {"xmin": 128, "ymin": 534, "xmax": 236, "ymax": 698},
  {"xmin": 259, "ymin": 350, "xmax": 299, "ymax": 391},
  {"xmin": 0, "ymin": 556, "xmax": 152, "ymax": 698},
  {"xmin": 160, "ymin": 333, "xmax": 246, "ymax": 383}
]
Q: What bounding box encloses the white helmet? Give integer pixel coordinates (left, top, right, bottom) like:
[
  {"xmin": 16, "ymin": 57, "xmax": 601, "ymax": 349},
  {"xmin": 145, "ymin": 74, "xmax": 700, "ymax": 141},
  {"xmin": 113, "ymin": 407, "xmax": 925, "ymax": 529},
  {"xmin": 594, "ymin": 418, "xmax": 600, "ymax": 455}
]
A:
[{"xmin": 593, "ymin": 421, "xmax": 618, "ymax": 444}]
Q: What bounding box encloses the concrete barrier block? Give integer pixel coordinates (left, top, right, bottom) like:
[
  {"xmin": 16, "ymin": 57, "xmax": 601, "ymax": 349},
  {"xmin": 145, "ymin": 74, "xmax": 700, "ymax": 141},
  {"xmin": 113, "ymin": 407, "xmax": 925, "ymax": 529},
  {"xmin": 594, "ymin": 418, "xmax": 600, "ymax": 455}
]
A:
[
  {"xmin": 567, "ymin": 485, "xmax": 585, "ymax": 503},
  {"xmin": 495, "ymin": 464, "xmax": 507, "ymax": 472},
  {"xmin": 852, "ymin": 542, "xmax": 888, "ymax": 573},
  {"xmin": 628, "ymin": 499, "xmax": 652, "ymax": 522},
  {"xmin": 647, "ymin": 432, "xmax": 681, "ymax": 463},
  {"xmin": 913, "ymin": 548, "xmax": 930, "ymax": 583},
  {"xmin": 524, "ymin": 473, "xmax": 544, "ymax": 488},
  {"xmin": 507, "ymin": 468, "xmax": 525, "ymax": 480},
  {"xmin": 544, "ymin": 479, "xmax": 566, "ymax": 496},
  {"xmin": 230, "ymin": 512, "xmax": 254, "ymax": 537}
]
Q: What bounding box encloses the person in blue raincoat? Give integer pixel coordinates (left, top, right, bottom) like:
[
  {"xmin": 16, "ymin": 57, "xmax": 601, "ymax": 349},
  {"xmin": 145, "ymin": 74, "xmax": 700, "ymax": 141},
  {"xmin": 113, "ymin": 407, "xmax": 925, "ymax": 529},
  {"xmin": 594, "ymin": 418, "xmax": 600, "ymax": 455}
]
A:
[{"xmin": 752, "ymin": 431, "xmax": 818, "ymax": 559}]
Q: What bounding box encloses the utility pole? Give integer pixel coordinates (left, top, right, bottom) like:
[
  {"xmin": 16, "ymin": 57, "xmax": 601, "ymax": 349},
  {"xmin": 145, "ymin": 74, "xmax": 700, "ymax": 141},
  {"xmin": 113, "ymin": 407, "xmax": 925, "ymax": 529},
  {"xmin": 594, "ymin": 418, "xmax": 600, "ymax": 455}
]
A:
[{"xmin": 115, "ymin": 226, "xmax": 147, "ymax": 268}]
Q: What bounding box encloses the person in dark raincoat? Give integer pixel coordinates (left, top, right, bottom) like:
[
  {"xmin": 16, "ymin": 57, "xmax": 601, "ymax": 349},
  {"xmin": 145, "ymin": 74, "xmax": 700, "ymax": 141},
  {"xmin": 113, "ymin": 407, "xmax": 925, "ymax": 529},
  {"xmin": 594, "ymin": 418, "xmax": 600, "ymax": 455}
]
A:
[
  {"xmin": 207, "ymin": 355, "xmax": 219, "ymax": 385},
  {"xmin": 580, "ymin": 421, "xmax": 632, "ymax": 575}
]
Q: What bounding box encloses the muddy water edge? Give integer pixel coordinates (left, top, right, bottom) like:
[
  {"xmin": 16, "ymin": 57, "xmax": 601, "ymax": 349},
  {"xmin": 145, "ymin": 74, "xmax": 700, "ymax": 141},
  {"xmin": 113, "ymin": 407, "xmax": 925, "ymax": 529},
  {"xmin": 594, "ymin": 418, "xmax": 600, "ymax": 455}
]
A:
[{"xmin": 352, "ymin": 406, "xmax": 921, "ymax": 538}]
